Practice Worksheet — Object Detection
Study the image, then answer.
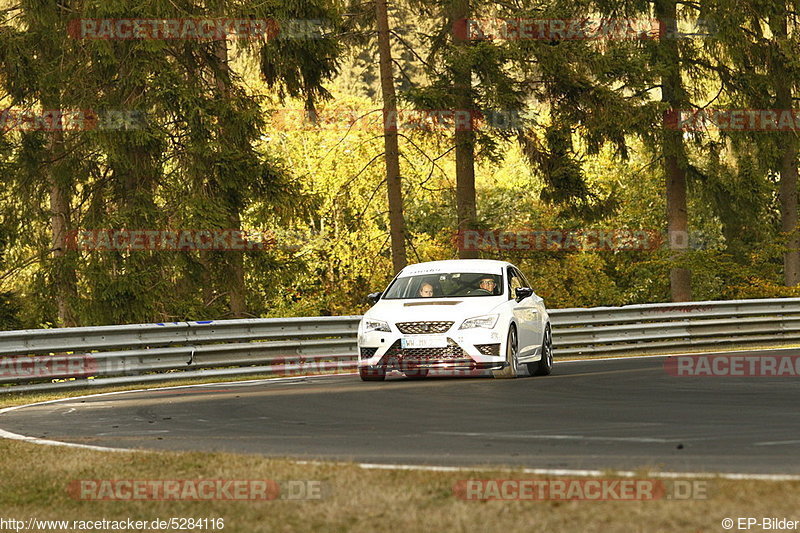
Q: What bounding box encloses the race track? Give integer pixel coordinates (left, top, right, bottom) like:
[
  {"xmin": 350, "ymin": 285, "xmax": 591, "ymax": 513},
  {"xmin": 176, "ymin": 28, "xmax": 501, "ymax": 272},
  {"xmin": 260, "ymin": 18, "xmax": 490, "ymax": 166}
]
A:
[{"xmin": 2, "ymin": 354, "xmax": 799, "ymax": 475}]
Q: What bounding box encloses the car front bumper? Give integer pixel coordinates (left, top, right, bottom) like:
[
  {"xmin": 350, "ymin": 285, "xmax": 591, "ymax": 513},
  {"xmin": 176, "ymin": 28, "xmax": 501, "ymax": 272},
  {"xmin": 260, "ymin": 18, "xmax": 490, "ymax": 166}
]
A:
[{"xmin": 357, "ymin": 326, "xmax": 508, "ymax": 371}]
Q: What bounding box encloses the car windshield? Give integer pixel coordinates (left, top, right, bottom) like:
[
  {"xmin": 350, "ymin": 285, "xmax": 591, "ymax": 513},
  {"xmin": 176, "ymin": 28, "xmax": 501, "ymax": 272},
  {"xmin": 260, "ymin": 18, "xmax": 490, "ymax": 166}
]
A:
[{"xmin": 382, "ymin": 273, "xmax": 503, "ymax": 299}]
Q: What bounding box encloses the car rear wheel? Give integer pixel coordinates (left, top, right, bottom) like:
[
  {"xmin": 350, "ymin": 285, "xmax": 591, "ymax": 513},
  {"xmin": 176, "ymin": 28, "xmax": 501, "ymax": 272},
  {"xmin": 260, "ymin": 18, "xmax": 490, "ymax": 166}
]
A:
[
  {"xmin": 493, "ymin": 325, "xmax": 519, "ymax": 379},
  {"xmin": 359, "ymin": 365, "xmax": 386, "ymax": 381},
  {"xmin": 529, "ymin": 325, "xmax": 553, "ymax": 376}
]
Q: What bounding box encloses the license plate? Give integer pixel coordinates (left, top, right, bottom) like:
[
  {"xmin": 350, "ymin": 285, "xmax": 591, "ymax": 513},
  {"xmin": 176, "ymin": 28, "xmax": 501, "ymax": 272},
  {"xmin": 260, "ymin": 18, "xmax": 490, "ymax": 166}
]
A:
[{"xmin": 401, "ymin": 336, "xmax": 448, "ymax": 349}]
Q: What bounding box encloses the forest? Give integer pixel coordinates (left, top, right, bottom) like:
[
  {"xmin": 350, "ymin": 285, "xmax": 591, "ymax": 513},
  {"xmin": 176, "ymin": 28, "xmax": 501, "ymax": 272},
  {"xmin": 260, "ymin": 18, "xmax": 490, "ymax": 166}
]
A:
[{"xmin": 0, "ymin": 0, "xmax": 798, "ymax": 329}]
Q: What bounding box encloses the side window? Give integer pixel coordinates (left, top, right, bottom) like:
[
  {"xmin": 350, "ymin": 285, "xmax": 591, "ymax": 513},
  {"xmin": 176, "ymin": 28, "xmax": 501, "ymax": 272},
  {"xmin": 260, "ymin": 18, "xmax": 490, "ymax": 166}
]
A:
[
  {"xmin": 513, "ymin": 267, "xmax": 531, "ymax": 289},
  {"xmin": 507, "ymin": 267, "xmax": 523, "ymax": 298}
]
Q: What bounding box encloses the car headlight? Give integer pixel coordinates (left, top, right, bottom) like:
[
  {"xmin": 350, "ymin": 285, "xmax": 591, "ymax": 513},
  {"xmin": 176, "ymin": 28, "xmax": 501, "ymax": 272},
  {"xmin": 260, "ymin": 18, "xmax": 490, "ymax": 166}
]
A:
[
  {"xmin": 363, "ymin": 319, "xmax": 391, "ymax": 333},
  {"xmin": 459, "ymin": 314, "xmax": 499, "ymax": 330}
]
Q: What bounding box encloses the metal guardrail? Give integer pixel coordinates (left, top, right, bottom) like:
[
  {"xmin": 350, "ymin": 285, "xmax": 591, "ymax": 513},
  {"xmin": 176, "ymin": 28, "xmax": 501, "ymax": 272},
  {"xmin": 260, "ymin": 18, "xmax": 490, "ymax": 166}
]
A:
[
  {"xmin": 1, "ymin": 298, "xmax": 799, "ymax": 392},
  {"xmin": 549, "ymin": 298, "xmax": 800, "ymax": 356}
]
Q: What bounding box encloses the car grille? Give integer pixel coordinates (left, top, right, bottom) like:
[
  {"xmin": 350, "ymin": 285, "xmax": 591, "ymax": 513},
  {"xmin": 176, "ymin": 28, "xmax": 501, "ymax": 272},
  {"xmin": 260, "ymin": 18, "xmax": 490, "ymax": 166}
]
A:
[
  {"xmin": 395, "ymin": 321, "xmax": 454, "ymax": 334},
  {"xmin": 475, "ymin": 343, "xmax": 501, "ymax": 356},
  {"xmin": 360, "ymin": 347, "xmax": 378, "ymax": 358},
  {"xmin": 382, "ymin": 339, "xmax": 466, "ymax": 361}
]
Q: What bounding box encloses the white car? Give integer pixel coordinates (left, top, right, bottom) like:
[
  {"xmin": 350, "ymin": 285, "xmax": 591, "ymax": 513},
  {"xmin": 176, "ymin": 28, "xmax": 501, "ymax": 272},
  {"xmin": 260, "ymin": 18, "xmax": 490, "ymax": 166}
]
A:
[{"xmin": 357, "ymin": 259, "xmax": 553, "ymax": 381}]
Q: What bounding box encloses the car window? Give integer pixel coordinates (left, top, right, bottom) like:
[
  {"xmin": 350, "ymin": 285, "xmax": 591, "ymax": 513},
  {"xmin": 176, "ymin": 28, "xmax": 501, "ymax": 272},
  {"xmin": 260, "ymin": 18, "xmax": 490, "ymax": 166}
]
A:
[
  {"xmin": 512, "ymin": 267, "xmax": 531, "ymax": 289},
  {"xmin": 383, "ymin": 273, "xmax": 503, "ymax": 299},
  {"xmin": 507, "ymin": 267, "xmax": 523, "ymax": 298}
]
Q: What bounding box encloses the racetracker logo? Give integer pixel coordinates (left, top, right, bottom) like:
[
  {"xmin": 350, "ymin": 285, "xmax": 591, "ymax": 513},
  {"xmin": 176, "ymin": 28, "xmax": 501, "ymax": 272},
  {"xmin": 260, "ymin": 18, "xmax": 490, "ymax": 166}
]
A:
[
  {"xmin": 270, "ymin": 108, "xmax": 522, "ymax": 132},
  {"xmin": 455, "ymin": 18, "xmax": 658, "ymax": 40},
  {"xmin": 66, "ymin": 229, "xmax": 275, "ymax": 251},
  {"xmin": 666, "ymin": 109, "xmax": 800, "ymax": 131},
  {"xmin": 270, "ymin": 356, "xmax": 358, "ymax": 377},
  {"xmin": 455, "ymin": 229, "xmax": 662, "ymax": 252},
  {"xmin": 664, "ymin": 354, "xmax": 800, "ymax": 377},
  {"xmin": 68, "ymin": 479, "xmax": 325, "ymax": 500},
  {"xmin": 455, "ymin": 18, "xmax": 715, "ymax": 40},
  {"xmin": 0, "ymin": 355, "xmax": 97, "ymax": 379},
  {"xmin": 453, "ymin": 479, "xmax": 708, "ymax": 500},
  {"xmin": 67, "ymin": 18, "xmax": 324, "ymax": 40},
  {"xmin": 0, "ymin": 109, "xmax": 145, "ymax": 131}
]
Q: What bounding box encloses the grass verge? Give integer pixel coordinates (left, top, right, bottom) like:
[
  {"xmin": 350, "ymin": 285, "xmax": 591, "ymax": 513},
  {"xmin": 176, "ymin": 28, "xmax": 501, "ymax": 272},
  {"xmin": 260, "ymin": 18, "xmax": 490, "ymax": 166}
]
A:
[{"xmin": 0, "ymin": 436, "xmax": 798, "ymax": 532}]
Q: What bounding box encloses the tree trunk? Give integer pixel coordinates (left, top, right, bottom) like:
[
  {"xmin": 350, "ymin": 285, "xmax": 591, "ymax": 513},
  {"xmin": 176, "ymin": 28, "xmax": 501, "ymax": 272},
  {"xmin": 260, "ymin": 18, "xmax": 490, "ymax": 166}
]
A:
[
  {"xmin": 46, "ymin": 116, "xmax": 78, "ymax": 326},
  {"xmin": 779, "ymin": 140, "xmax": 799, "ymax": 286},
  {"xmin": 770, "ymin": 14, "xmax": 799, "ymax": 286},
  {"xmin": 656, "ymin": 0, "xmax": 692, "ymax": 301},
  {"xmin": 375, "ymin": 0, "xmax": 408, "ymax": 273},
  {"xmin": 213, "ymin": 39, "xmax": 247, "ymax": 317},
  {"xmin": 451, "ymin": 0, "xmax": 478, "ymax": 259}
]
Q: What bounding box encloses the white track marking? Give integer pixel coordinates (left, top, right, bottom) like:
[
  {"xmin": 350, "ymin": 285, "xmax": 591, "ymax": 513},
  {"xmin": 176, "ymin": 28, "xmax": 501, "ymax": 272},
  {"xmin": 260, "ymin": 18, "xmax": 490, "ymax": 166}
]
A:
[{"xmin": 351, "ymin": 462, "xmax": 800, "ymax": 481}]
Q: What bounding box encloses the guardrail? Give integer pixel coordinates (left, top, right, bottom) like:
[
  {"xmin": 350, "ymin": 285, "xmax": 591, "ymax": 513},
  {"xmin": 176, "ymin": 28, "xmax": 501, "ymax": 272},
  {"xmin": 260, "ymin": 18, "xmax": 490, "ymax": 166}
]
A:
[
  {"xmin": 1, "ymin": 298, "xmax": 799, "ymax": 392},
  {"xmin": 549, "ymin": 298, "xmax": 800, "ymax": 356}
]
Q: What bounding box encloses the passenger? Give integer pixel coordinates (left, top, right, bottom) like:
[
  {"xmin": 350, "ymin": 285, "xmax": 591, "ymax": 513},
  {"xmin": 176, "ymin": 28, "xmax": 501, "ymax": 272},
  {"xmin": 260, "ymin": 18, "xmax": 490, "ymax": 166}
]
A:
[{"xmin": 418, "ymin": 282, "xmax": 434, "ymax": 297}]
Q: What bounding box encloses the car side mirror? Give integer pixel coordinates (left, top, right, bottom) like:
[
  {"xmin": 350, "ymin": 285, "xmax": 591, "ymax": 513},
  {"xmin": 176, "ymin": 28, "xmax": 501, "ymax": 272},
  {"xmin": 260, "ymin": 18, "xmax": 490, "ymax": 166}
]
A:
[
  {"xmin": 367, "ymin": 291, "xmax": 382, "ymax": 305},
  {"xmin": 515, "ymin": 287, "xmax": 533, "ymax": 301}
]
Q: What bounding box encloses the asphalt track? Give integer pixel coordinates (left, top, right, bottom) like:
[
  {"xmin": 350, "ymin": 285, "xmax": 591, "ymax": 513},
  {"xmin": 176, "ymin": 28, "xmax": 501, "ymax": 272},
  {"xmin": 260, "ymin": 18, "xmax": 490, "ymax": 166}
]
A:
[{"xmin": 2, "ymin": 353, "xmax": 799, "ymax": 475}]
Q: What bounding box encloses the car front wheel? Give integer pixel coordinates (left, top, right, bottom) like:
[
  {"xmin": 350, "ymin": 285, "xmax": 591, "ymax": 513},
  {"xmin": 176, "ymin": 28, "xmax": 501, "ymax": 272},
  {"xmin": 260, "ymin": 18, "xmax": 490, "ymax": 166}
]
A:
[
  {"xmin": 493, "ymin": 325, "xmax": 519, "ymax": 379},
  {"xmin": 359, "ymin": 365, "xmax": 386, "ymax": 381},
  {"xmin": 529, "ymin": 325, "xmax": 553, "ymax": 376},
  {"xmin": 403, "ymin": 368, "xmax": 429, "ymax": 379}
]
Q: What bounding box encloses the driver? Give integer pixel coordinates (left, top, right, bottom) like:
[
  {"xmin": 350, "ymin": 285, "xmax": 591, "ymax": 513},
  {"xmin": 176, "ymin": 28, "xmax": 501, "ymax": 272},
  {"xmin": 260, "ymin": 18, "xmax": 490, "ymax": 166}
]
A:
[{"xmin": 474, "ymin": 276, "xmax": 496, "ymax": 295}]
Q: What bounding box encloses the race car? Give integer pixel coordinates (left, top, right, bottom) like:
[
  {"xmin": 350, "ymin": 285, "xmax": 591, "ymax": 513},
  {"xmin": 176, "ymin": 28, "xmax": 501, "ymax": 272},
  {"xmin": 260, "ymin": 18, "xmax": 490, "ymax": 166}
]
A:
[{"xmin": 357, "ymin": 259, "xmax": 553, "ymax": 381}]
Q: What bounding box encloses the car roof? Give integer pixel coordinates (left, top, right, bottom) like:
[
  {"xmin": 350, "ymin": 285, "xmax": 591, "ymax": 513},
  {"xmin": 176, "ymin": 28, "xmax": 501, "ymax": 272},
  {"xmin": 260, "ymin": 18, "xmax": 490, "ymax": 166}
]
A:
[{"xmin": 397, "ymin": 259, "xmax": 512, "ymax": 278}]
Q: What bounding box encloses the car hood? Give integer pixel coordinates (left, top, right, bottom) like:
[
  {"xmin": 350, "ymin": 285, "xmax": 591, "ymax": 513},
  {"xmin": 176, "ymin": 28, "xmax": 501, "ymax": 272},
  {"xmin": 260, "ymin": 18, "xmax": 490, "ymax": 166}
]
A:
[{"xmin": 364, "ymin": 296, "xmax": 506, "ymax": 323}]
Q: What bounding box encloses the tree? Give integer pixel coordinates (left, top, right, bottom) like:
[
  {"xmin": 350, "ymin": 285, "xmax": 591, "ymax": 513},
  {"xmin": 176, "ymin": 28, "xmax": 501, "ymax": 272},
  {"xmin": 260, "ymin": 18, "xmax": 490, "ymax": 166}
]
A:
[
  {"xmin": 450, "ymin": 0, "xmax": 478, "ymax": 259},
  {"xmin": 657, "ymin": 0, "xmax": 692, "ymax": 301},
  {"xmin": 375, "ymin": 0, "xmax": 408, "ymax": 272},
  {"xmin": 701, "ymin": 0, "xmax": 800, "ymax": 286}
]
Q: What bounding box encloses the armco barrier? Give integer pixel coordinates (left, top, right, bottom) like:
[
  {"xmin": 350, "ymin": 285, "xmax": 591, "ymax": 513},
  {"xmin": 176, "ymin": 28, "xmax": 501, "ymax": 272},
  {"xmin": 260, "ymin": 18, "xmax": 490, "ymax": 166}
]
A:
[{"xmin": 1, "ymin": 298, "xmax": 798, "ymax": 392}]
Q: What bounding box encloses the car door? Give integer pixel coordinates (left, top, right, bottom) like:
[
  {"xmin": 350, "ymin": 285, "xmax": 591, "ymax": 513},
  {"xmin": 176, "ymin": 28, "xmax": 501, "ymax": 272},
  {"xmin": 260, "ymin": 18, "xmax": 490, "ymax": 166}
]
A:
[
  {"xmin": 514, "ymin": 266, "xmax": 546, "ymax": 354},
  {"xmin": 507, "ymin": 266, "xmax": 538, "ymax": 358}
]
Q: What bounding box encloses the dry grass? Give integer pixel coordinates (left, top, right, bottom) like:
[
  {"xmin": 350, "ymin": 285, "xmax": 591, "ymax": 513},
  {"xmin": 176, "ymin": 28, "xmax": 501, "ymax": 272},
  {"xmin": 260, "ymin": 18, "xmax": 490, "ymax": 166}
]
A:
[{"xmin": 0, "ymin": 437, "xmax": 798, "ymax": 532}]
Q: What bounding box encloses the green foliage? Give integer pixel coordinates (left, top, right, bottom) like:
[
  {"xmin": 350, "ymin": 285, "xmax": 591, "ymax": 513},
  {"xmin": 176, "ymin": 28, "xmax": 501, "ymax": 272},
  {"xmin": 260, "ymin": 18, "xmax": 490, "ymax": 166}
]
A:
[{"xmin": 0, "ymin": 0, "xmax": 798, "ymax": 329}]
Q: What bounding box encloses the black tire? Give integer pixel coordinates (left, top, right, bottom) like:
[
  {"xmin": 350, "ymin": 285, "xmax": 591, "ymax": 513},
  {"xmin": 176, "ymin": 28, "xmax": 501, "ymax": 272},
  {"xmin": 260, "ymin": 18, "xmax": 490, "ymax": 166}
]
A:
[
  {"xmin": 403, "ymin": 368, "xmax": 429, "ymax": 379},
  {"xmin": 493, "ymin": 325, "xmax": 519, "ymax": 379},
  {"xmin": 359, "ymin": 366, "xmax": 386, "ymax": 381},
  {"xmin": 529, "ymin": 325, "xmax": 553, "ymax": 376}
]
